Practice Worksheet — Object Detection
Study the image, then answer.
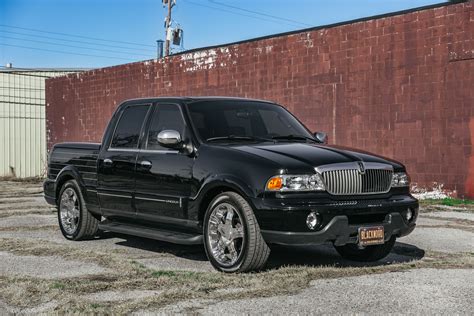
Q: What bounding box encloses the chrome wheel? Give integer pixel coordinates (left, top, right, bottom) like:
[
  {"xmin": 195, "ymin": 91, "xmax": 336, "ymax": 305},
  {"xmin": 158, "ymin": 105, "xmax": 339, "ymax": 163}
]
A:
[
  {"xmin": 207, "ymin": 202, "xmax": 245, "ymax": 267},
  {"xmin": 59, "ymin": 188, "xmax": 80, "ymax": 235}
]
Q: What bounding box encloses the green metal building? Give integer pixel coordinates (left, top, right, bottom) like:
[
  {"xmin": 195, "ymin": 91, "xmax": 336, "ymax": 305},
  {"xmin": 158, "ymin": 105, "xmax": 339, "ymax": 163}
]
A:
[{"xmin": 0, "ymin": 67, "xmax": 87, "ymax": 178}]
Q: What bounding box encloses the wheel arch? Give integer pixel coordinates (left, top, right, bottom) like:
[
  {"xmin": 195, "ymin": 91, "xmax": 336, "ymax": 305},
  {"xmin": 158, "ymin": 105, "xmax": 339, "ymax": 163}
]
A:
[
  {"xmin": 196, "ymin": 178, "xmax": 256, "ymax": 224},
  {"xmin": 54, "ymin": 166, "xmax": 87, "ymax": 205}
]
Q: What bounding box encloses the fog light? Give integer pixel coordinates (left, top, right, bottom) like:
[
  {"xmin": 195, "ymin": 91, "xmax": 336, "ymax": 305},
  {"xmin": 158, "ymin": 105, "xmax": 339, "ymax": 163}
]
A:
[
  {"xmin": 405, "ymin": 208, "xmax": 413, "ymax": 221},
  {"xmin": 306, "ymin": 212, "xmax": 320, "ymax": 230}
]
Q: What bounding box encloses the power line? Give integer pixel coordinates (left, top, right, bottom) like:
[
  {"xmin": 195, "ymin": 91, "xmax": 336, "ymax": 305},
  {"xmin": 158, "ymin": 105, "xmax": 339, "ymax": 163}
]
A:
[
  {"xmin": 182, "ymin": 0, "xmax": 307, "ymax": 28},
  {"xmin": 0, "ymin": 24, "xmax": 156, "ymax": 48},
  {"xmin": 0, "ymin": 35, "xmax": 155, "ymax": 58},
  {"xmin": 0, "ymin": 30, "xmax": 156, "ymax": 54},
  {"xmin": 0, "ymin": 43, "xmax": 136, "ymax": 61},
  {"xmin": 208, "ymin": 0, "xmax": 311, "ymax": 27}
]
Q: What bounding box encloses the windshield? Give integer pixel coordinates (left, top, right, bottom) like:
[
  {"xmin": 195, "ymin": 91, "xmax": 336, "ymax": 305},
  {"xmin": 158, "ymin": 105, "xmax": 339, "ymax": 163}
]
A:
[{"xmin": 187, "ymin": 100, "xmax": 314, "ymax": 142}]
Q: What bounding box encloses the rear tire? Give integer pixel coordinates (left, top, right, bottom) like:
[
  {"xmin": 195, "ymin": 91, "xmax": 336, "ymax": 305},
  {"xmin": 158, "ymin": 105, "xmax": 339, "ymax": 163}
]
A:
[
  {"xmin": 58, "ymin": 180, "xmax": 99, "ymax": 240},
  {"xmin": 203, "ymin": 192, "xmax": 270, "ymax": 273},
  {"xmin": 334, "ymin": 236, "xmax": 396, "ymax": 262}
]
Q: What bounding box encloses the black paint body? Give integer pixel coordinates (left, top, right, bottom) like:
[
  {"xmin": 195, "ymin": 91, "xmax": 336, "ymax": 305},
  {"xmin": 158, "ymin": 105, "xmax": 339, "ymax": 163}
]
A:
[{"xmin": 44, "ymin": 97, "xmax": 418, "ymax": 246}]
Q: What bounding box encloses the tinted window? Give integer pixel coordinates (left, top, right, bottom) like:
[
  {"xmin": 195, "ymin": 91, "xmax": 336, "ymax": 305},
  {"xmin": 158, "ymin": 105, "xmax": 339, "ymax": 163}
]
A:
[
  {"xmin": 187, "ymin": 101, "xmax": 312, "ymax": 141},
  {"xmin": 258, "ymin": 109, "xmax": 301, "ymax": 135},
  {"xmin": 111, "ymin": 105, "xmax": 149, "ymax": 148},
  {"xmin": 147, "ymin": 104, "xmax": 186, "ymax": 150}
]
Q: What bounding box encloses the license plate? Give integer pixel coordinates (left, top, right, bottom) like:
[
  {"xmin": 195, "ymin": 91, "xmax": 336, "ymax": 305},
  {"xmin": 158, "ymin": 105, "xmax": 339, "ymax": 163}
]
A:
[{"xmin": 358, "ymin": 226, "xmax": 384, "ymax": 246}]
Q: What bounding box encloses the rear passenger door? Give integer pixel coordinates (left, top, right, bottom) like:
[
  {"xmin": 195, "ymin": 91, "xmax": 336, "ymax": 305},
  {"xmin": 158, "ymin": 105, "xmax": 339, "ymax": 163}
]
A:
[
  {"xmin": 97, "ymin": 104, "xmax": 151, "ymax": 221},
  {"xmin": 135, "ymin": 103, "xmax": 194, "ymax": 224}
]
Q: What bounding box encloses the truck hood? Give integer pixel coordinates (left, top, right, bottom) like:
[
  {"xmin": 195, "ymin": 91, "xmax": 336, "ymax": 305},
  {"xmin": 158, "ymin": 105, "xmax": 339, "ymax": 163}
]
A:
[{"xmin": 230, "ymin": 142, "xmax": 404, "ymax": 172}]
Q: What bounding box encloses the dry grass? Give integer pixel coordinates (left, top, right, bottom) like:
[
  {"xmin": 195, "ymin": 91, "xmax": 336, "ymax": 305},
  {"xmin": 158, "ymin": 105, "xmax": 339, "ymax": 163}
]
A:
[
  {"xmin": 0, "ymin": 180, "xmax": 472, "ymax": 314},
  {"xmin": 419, "ymin": 203, "xmax": 474, "ymax": 214},
  {"xmin": 418, "ymin": 215, "xmax": 474, "ymax": 233},
  {"xmin": 417, "ymin": 224, "xmax": 474, "ymax": 233},
  {"xmin": 0, "ymin": 177, "xmax": 44, "ymax": 184},
  {"xmin": 0, "ymin": 225, "xmax": 58, "ymax": 232},
  {"xmin": 0, "ymin": 209, "xmax": 54, "ymax": 219},
  {"xmin": 0, "ymin": 237, "xmax": 472, "ymax": 314}
]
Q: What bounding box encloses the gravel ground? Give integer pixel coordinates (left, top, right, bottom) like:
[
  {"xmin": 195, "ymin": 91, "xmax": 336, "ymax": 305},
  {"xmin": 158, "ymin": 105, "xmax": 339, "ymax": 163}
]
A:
[
  {"xmin": 0, "ymin": 251, "xmax": 109, "ymax": 279},
  {"xmin": 399, "ymin": 227, "xmax": 474, "ymax": 253},
  {"xmin": 0, "ymin": 214, "xmax": 55, "ymax": 228},
  {"xmin": 424, "ymin": 211, "xmax": 474, "ymax": 221},
  {"xmin": 159, "ymin": 268, "xmax": 473, "ymax": 314},
  {"xmin": 0, "ymin": 180, "xmax": 472, "ymax": 314}
]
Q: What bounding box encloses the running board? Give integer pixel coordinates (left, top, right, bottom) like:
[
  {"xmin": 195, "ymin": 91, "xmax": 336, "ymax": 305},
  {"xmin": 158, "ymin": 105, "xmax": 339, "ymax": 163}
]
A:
[{"xmin": 98, "ymin": 221, "xmax": 203, "ymax": 245}]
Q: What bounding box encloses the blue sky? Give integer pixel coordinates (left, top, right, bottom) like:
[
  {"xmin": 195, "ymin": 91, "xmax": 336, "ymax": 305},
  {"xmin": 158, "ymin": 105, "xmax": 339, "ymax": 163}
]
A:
[{"xmin": 0, "ymin": 0, "xmax": 448, "ymax": 69}]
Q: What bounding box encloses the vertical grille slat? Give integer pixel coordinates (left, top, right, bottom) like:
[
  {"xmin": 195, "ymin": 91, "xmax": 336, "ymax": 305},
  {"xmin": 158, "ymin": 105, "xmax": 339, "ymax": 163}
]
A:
[
  {"xmin": 321, "ymin": 165, "xmax": 392, "ymax": 195},
  {"xmin": 342, "ymin": 170, "xmax": 349, "ymax": 194}
]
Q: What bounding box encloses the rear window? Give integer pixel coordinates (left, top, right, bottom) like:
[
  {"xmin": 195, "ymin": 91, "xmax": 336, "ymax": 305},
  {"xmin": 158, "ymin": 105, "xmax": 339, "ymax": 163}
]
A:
[{"xmin": 110, "ymin": 105, "xmax": 149, "ymax": 149}]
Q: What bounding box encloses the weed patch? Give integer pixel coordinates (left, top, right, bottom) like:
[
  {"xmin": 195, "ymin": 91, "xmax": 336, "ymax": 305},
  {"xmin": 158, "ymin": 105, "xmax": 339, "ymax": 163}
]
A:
[{"xmin": 420, "ymin": 198, "xmax": 474, "ymax": 209}]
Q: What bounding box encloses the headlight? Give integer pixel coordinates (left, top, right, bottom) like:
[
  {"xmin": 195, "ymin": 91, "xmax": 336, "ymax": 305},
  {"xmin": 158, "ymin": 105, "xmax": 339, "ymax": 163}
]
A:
[
  {"xmin": 266, "ymin": 174, "xmax": 325, "ymax": 192},
  {"xmin": 392, "ymin": 172, "xmax": 410, "ymax": 187}
]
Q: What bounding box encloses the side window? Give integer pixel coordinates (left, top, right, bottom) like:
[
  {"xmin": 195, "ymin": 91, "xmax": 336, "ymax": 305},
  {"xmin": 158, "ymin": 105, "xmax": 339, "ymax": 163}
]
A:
[
  {"xmin": 147, "ymin": 104, "xmax": 186, "ymax": 150},
  {"xmin": 110, "ymin": 105, "xmax": 149, "ymax": 149}
]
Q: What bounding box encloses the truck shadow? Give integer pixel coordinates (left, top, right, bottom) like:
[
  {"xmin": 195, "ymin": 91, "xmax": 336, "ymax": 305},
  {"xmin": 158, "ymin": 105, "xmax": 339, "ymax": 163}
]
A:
[
  {"xmin": 102, "ymin": 232, "xmax": 424, "ymax": 269},
  {"xmin": 266, "ymin": 242, "xmax": 425, "ymax": 269}
]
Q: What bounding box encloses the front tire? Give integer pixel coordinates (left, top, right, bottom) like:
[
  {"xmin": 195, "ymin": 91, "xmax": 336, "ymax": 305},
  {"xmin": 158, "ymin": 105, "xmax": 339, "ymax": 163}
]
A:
[
  {"xmin": 334, "ymin": 236, "xmax": 396, "ymax": 262},
  {"xmin": 203, "ymin": 192, "xmax": 270, "ymax": 273},
  {"xmin": 58, "ymin": 180, "xmax": 99, "ymax": 240}
]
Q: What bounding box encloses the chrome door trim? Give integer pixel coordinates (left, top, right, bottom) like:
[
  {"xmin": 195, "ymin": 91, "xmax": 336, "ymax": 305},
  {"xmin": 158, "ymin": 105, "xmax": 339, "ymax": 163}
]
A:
[
  {"xmin": 98, "ymin": 192, "xmax": 132, "ymax": 199},
  {"xmin": 135, "ymin": 196, "xmax": 181, "ymax": 205},
  {"xmin": 107, "ymin": 148, "xmax": 179, "ymax": 154}
]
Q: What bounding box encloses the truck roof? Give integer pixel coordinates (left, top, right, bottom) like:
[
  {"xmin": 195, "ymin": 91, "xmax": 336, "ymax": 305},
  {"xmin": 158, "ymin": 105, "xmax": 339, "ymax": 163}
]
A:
[{"xmin": 121, "ymin": 96, "xmax": 274, "ymax": 104}]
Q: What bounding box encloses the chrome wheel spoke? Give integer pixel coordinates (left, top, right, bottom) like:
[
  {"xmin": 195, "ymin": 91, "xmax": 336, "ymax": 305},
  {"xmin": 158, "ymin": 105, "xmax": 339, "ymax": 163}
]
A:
[
  {"xmin": 207, "ymin": 202, "xmax": 245, "ymax": 267},
  {"xmin": 59, "ymin": 188, "xmax": 80, "ymax": 235},
  {"xmin": 225, "ymin": 208, "xmax": 234, "ymax": 225},
  {"xmin": 231, "ymin": 225, "xmax": 244, "ymax": 240},
  {"xmin": 227, "ymin": 242, "xmax": 238, "ymax": 261}
]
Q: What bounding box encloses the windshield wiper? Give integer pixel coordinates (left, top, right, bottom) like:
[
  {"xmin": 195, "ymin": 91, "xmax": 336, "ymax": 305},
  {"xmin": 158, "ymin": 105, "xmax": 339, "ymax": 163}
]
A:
[
  {"xmin": 272, "ymin": 134, "xmax": 320, "ymax": 143},
  {"xmin": 206, "ymin": 135, "xmax": 273, "ymax": 143}
]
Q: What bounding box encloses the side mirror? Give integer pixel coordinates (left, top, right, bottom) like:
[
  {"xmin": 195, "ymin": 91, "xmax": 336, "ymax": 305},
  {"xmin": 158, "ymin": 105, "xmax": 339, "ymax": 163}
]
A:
[
  {"xmin": 314, "ymin": 131, "xmax": 328, "ymax": 144},
  {"xmin": 157, "ymin": 130, "xmax": 182, "ymax": 148}
]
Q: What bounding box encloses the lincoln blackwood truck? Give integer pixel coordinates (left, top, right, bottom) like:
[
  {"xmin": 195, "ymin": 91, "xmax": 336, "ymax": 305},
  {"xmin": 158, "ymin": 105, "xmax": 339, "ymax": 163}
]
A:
[{"xmin": 44, "ymin": 97, "xmax": 418, "ymax": 272}]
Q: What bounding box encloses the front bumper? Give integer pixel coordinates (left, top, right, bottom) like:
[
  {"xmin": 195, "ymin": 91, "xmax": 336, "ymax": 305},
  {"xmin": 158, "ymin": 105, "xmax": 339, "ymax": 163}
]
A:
[
  {"xmin": 253, "ymin": 193, "xmax": 418, "ymax": 246},
  {"xmin": 261, "ymin": 212, "xmax": 415, "ymax": 246}
]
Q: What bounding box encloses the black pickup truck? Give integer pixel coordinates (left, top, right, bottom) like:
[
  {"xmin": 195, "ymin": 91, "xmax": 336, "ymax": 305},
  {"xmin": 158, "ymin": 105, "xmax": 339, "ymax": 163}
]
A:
[{"xmin": 44, "ymin": 97, "xmax": 418, "ymax": 272}]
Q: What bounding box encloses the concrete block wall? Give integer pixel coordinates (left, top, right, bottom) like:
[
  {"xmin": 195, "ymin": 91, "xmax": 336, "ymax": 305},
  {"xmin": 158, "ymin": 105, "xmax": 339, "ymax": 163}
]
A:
[{"xmin": 46, "ymin": 2, "xmax": 474, "ymax": 197}]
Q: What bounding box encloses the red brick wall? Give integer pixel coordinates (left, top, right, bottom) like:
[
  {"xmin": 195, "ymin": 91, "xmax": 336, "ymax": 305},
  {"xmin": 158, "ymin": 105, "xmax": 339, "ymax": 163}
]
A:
[{"xmin": 46, "ymin": 2, "xmax": 474, "ymax": 197}]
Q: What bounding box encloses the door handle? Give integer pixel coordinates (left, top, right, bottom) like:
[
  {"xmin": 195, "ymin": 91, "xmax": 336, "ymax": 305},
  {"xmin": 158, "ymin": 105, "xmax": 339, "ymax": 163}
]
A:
[
  {"xmin": 140, "ymin": 160, "xmax": 152, "ymax": 168},
  {"xmin": 103, "ymin": 158, "xmax": 113, "ymax": 166}
]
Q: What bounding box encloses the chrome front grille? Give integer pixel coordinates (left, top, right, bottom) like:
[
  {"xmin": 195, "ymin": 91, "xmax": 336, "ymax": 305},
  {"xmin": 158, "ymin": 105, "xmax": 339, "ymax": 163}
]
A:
[{"xmin": 318, "ymin": 163, "xmax": 393, "ymax": 195}]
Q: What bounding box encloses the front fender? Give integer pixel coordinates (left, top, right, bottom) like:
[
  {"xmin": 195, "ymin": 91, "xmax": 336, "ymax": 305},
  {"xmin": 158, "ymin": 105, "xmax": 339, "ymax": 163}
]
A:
[
  {"xmin": 187, "ymin": 174, "xmax": 259, "ymax": 223},
  {"xmin": 192, "ymin": 174, "xmax": 256, "ymax": 201}
]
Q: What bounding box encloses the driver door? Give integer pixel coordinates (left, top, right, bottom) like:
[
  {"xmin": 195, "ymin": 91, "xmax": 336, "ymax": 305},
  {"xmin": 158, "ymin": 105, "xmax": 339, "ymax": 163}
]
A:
[{"xmin": 134, "ymin": 103, "xmax": 194, "ymax": 224}]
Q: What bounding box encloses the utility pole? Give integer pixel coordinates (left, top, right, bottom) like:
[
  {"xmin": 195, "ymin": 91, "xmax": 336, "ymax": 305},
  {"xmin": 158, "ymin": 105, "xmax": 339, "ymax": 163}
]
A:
[{"xmin": 164, "ymin": 0, "xmax": 173, "ymax": 56}]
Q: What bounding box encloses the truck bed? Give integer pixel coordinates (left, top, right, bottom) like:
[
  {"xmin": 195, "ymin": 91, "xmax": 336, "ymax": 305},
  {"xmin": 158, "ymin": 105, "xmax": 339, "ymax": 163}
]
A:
[{"xmin": 47, "ymin": 142, "xmax": 101, "ymax": 188}]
